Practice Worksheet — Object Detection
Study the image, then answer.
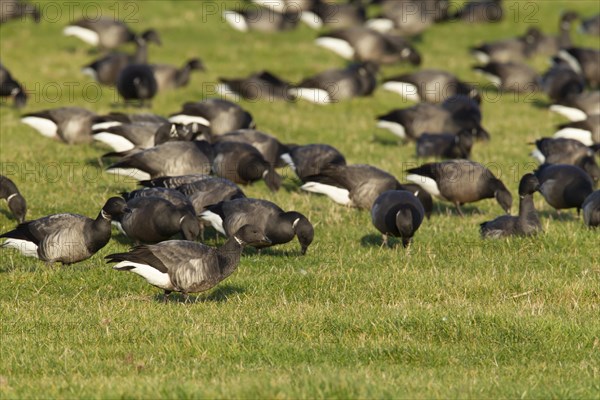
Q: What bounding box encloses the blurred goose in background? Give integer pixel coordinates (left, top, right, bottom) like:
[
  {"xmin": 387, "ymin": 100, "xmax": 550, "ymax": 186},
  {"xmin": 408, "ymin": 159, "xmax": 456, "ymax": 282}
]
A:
[
  {"xmin": 300, "ymin": 0, "xmax": 366, "ymax": 29},
  {"xmin": 371, "ymin": 190, "xmax": 425, "ymax": 248},
  {"xmin": 175, "ymin": 177, "xmax": 246, "ymax": 217},
  {"xmin": 549, "ymin": 90, "xmax": 600, "ymax": 121},
  {"xmin": 366, "ymin": 0, "xmax": 448, "ymax": 35},
  {"xmin": 21, "ymin": 107, "xmax": 97, "ymax": 144},
  {"xmin": 107, "ymin": 225, "xmax": 270, "ymax": 301},
  {"xmin": 106, "ymin": 140, "xmax": 214, "ymax": 180},
  {"xmin": 480, "ymin": 174, "xmax": 541, "ymax": 238},
  {"xmin": 0, "ymin": 197, "xmax": 129, "ymax": 264},
  {"xmin": 63, "ymin": 17, "xmax": 158, "ymax": 50},
  {"xmin": 201, "ymin": 198, "xmax": 314, "ymax": 254},
  {"xmin": 383, "ymin": 69, "xmax": 479, "ymax": 103},
  {"xmin": 169, "ymin": 99, "xmax": 255, "ymax": 135},
  {"xmin": 151, "ymin": 58, "xmax": 204, "ymax": 92},
  {"xmin": 534, "ymin": 164, "xmax": 594, "ymax": 213},
  {"xmin": 473, "ymin": 62, "xmax": 540, "ymax": 92},
  {"xmin": 531, "ymin": 137, "xmax": 600, "ymax": 181},
  {"xmin": 116, "ymin": 63, "xmax": 158, "ymax": 107},
  {"xmin": 582, "ymin": 190, "xmax": 600, "ymax": 227},
  {"xmin": 281, "ymin": 143, "xmax": 346, "ymax": 184},
  {"xmin": 251, "ymin": 0, "xmax": 316, "ymax": 12},
  {"xmin": 92, "ymin": 112, "xmax": 168, "ymax": 130},
  {"xmin": 0, "ymin": 62, "xmax": 27, "ymax": 108},
  {"xmin": 316, "ymin": 27, "xmax": 421, "ymax": 65},
  {"xmin": 540, "ymin": 61, "xmax": 585, "ymax": 102},
  {"xmin": 215, "ymin": 130, "xmax": 288, "ymax": 167},
  {"xmin": 223, "ymin": 7, "xmax": 301, "ymax": 32},
  {"xmin": 579, "ymin": 14, "xmax": 600, "ymax": 36},
  {"xmin": 217, "ymin": 71, "xmax": 293, "ymax": 101},
  {"xmin": 406, "ymin": 160, "xmax": 512, "ymax": 216},
  {"xmin": 0, "ymin": 0, "xmax": 40, "ymax": 23},
  {"xmin": 416, "ymin": 129, "xmax": 474, "ymax": 159},
  {"xmin": 452, "ymin": 0, "xmax": 503, "ymax": 23},
  {"xmin": 556, "ymin": 48, "xmax": 600, "ymax": 88},
  {"xmin": 554, "ymin": 115, "xmax": 600, "ymax": 146},
  {"xmin": 291, "ymin": 62, "xmax": 378, "ymax": 104},
  {"xmin": 0, "ymin": 175, "xmax": 27, "ymax": 223},
  {"xmin": 527, "ymin": 11, "xmax": 579, "ymax": 56},
  {"xmin": 470, "ymin": 29, "xmax": 536, "ymax": 63}
]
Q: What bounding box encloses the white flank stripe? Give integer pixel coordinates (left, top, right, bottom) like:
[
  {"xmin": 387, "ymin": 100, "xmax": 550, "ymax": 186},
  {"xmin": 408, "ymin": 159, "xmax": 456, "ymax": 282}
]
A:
[
  {"xmin": 168, "ymin": 115, "xmax": 210, "ymax": 126},
  {"xmin": 365, "ymin": 18, "xmax": 394, "ymax": 33},
  {"xmin": 376, "ymin": 120, "xmax": 406, "ymax": 139},
  {"xmin": 215, "ymin": 84, "xmax": 241, "ymax": 101},
  {"xmin": 63, "ymin": 26, "xmax": 100, "ymax": 46},
  {"xmin": 472, "ymin": 51, "xmax": 490, "ymax": 64},
  {"xmin": 21, "ymin": 117, "xmax": 58, "ymax": 139},
  {"xmin": 113, "ymin": 261, "xmax": 173, "ymax": 290},
  {"xmin": 106, "ymin": 168, "xmax": 151, "ymax": 181},
  {"xmin": 300, "ymin": 182, "xmax": 351, "ymax": 205},
  {"xmin": 199, "ymin": 210, "xmax": 226, "ymax": 235},
  {"xmin": 558, "ymin": 50, "xmax": 582, "ymax": 74},
  {"xmin": 382, "ymin": 82, "xmax": 421, "ymax": 102},
  {"xmin": 548, "ymin": 105, "xmax": 587, "ymax": 122},
  {"xmin": 553, "ymin": 128, "xmax": 593, "ymax": 146},
  {"xmin": 81, "ymin": 67, "xmax": 98, "ymax": 81},
  {"xmin": 300, "ymin": 11, "xmax": 323, "ymax": 29},
  {"xmin": 223, "ymin": 11, "xmax": 248, "ymax": 32},
  {"xmin": 315, "ymin": 37, "xmax": 355, "ymax": 60},
  {"xmin": 280, "ymin": 153, "xmax": 296, "ymax": 171},
  {"xmin": 290, "ymin": 88, "xmax": 331, "ymax": 104},
  {"xmin": 93, "ymin": 132, "xmax": 136, "ymax": 152},
  {"xmin": 92, "ymin": 121, "xmax": 122, "ymax": 130},
  {"xmin": 406, "ymin": 174, "xmax": 441, "ymax": 197},
  {"xmin": 1, "ymin": 239, "xmax": 39, "ymax": 258}
]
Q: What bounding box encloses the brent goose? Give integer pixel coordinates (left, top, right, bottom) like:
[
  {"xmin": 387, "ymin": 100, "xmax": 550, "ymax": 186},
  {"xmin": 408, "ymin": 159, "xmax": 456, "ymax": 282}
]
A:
[
  {"xmin": 406, "ymin": 160, "xmax": 513, "ymax": 216},
  {"xmin": 63, "ymin": 17, "xmax": 157, "ymax": 50},
  {"xmin": 223, "ymin": 7, "xmax": 301, "ymax": 32},
  {"xmin": 21, "ymin": 107, "xmax": 97, "ymax": 144},
  {"xmin": 416, "ymin": 129, "xmax": 474, "ymax": 159},
  {"xmin": 527, "ymin": 12, "xmax": 579, "ymax": 56},
  {"xmin": 0, "ymin": 197, "xmax": 129, "ymax": 264},
  {"xmin": 169, "ymin": 99, "xmax": 255, "ymax": 135},
  {"xmin": 0, "ymin": 0, "xmax": 40, "ymax": 23},
  {"xmin": 151, "ymin": 59, "xmax": 204, "ymax": 92},
  {"xmin": 176, "ymin": 177, "xmax": 246, "ymax": 216},
  {"xmin": 300, "ymin": 1, "xmax": 366, "ymax": 29},
  {"xmin": 473, "ymin": 62, "xmax": 540, "ymax": 93},
  {"xmin": 139, "ymin": 174, "xmax": 212, "ymax": 189},
  {"xmin": 541, "ymin": 62, "xmax": 586, "ymax": 102},
  {"xmin": 116, "ymin": 64, "xmax": 158, "ymax": 107},
  {"xmin": 280, "ymin": 143, "xmax": 347, "ymax": 183},
  {"xmin": 549, "ymin": 91, "xmax": 600, "ymax": 122},
  {"xmin": 200, "ymin": 198, "xmax": 314, "ymax": 254},
  {"xmin": 580, "ymin": 14, "xmax": 600, "ymax": 36},
  {"xmin": 92, "ymin": 112, "xmax": 168, "ymax": 130},
  {"xmin": 554, "ymin": 115, "xmax": 600, "ymax": 146},
  {"xmin": 366, "ymin": 0, "xmax": 447, "ymax": 35},
  {"xmin": 382, "ymin": 69, "xmax": 479, "ymax": 103},
  {"xmin": 470, "ymin": 30, "xmax": 536, "ymax": 63},
  {"xmin": 251, "ymin": 0, "xmax": 316, "ymax": 12},
  {"xmin": 214, "ymin": 129, "xmax": 288, "ymax": 167},
  {"xmin": 122, "ymin": 187, "xmax": 195, "ymax": 215},
  {"xmin": 0, "ymin": 175, "xmax": 27, "ymax": 223},
  {"xmin": 534, "ymin": 164, "xmax": 594, "ymax": 213},
  {"xmin": 531, "ymin": 138, "xmax": 600, "ymax": 181},
  {"xmin": 371, "ymin": 190, "xmax": 425, "ymax": 247},
  {"xmin": 480, "ymin": 173, "xmax": 541, "ymax": 238},
  {"xmin": 0, "ymin": 63, "xmax": 27, "ymax": 108},
  {"xmin": 217, "ymin": 71, "xmax": 293, "ymax": 101},
  {"xmin": 556, "ymin": 48, "xmax": 600, "ymax": 88},
  {"xmin": 107, "ymin": 225, "xmax": 270, "ymax": 300},
  {"xmin": 582, "ymin": 190, "xmax": 600, "ymax": 227}
]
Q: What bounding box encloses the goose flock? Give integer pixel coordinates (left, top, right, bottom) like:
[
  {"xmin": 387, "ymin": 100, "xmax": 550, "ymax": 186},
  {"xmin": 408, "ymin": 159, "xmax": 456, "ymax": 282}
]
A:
[{"xmin": 1, "ymin": 0, "xmax": 599, "ymax": 301}]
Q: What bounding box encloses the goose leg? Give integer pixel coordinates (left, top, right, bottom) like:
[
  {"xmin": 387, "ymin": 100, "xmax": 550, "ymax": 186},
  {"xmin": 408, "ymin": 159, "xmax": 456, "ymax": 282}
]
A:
[
  {"xmin": 162, "ymin": 290, "xmax": 172, "ymax": 303},
  {"xmin": 381, "ymin": 234, "xmax": 389, "ymax": 248},
  {"xmin": 454, "ymin": 202, "xmax": 464, "ymax": 217}
]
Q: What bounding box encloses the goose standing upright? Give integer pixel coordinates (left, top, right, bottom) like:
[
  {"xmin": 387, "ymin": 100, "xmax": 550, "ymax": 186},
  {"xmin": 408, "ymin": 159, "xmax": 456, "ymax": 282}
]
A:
[{"xmin": 0, "ymin": 175, "xmax": 27, "ymax": 223}]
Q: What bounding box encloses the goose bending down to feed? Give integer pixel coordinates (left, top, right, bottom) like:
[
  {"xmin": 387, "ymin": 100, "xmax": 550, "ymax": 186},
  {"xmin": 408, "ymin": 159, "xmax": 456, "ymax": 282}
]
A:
[
  {"xmin": 107, "ymin": 225, "xmax": 270, "ymax": 301},
  {"xmin": 371, "ymin": 190, "xmax": 425, "ymax": 248},
  {"xmin": 217, "ymin": 71, "xmax": 293, "ymax": 101},
  {"xmin": 480, "ymin": 173, "xmax": 542, "ymax": 238},
  {"xmin": 382, "ymin": 69, "xmax": 479, "ymax": 103},
  {"xmin": 406, "ymin": 160, "xmax": 513, "ymax": 216},
  {"xmin": 200, "ymin": 198, "xmax": 314, "ymax": 255},
  {"xmin": 582, "ymin": 190, "xmax": 600, "ymax": 227},
  {"xmin": 554, "ymin": 115, "xmax": 600, "ymax": 146},
  {"xmin": 151, "ymin": 58, "xmax": 204, "ymax": 91},
  {"xmin": 0, "ymin": 175, "xmax": 27, "ymax": 223},
  {"xmin": 169, "ymin": 99, "xmax": 255, "ymax": 135},
  {"xmin": 473, "ymin": 62, "xmax": 540, "ymax": 93},
  {"xmin": 534, "ymin": 164, "xmax": 594, "ymax": 214},
  {"xmin": 0, "ymin": 197, "xmax": 129, "ymax": 264},
  {"xmin": 556, "ymin": 48, "xmax": 600, "ymax": 88},
  {"xmin": 540, "ymin": 61, "xmax": 585, "ymax": 103},
  {"xmin": 280, "ymin": 143, "xmax": 347, "ymax": 183},
  {"xmin": 63, "ymin": 17, "xmax": 157, "ymax": 50},
  {"xmin": 0, "ymin": 63, "xmax": 27, "ymax": 107},
  {"xmin": 215, "ymin": 129, "xmax": 288, "ymax": 167},
  {"xmin": 21, "ymin": 107, "xmax": 97, "ymax": 144},
  {"xmin": 416, "ymin": 129, "xmax": 474, "ymax": 159},
  {"xmin": 175, "ymin": 177, "xmax": 246, "ymax": 216},
  {"xmin": 531, "ymin": 137, "xmax": 600, "ymax": 181},
  {"xmin": 470, "ymin": 30, "xmax": 536, "ymax": 63},
  {"xmin": 291, "ymin": 62, "xmax": 378, "ymax": 104}
]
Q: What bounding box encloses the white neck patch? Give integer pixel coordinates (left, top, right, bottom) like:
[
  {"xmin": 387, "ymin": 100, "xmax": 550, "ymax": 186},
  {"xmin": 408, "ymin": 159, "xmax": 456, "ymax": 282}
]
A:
[
  {"xmin": 101, "ymin": 210, "xmax": 111, "ymax": 220},
  {"xmin": 6, "ymin": 193, "xmax": 18, "ymax": 203},
  {"xmin": 292, "ymin": 218, "xmax": 300, "ymax": 229},
  {"xmin": 234, "ymin": 235, "xmax": 244, "ymax": 245}
]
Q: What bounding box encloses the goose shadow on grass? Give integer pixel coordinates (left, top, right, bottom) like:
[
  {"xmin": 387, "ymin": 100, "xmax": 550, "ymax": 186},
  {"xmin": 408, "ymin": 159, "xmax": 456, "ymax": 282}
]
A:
[
  {"xmin": 155, "ymin": 284, "xmax": 246, "ymax": 304},
  {"xmin": 360, "ymin": 233, "xmax": 409, "ymax": 249},
  {"xmin": 537, "ymin": 209, "xmax": 580, "ymax": 221}
]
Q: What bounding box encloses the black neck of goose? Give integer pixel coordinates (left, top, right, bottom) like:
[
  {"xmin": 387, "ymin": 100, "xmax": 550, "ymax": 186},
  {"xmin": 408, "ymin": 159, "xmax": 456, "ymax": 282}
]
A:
[
  {"xmin": 134, "ymin": 40, "xmax": 148, "ymax": 64},
  {"xmin": 87, "ymin": 212, "xmax": 113, "ymax": 253},
  {"xmin": 175, "ymin": 64, "xmax": 193, "ymax": 87},
  {"xmin": 216, "ymin": 236, "xmax": 244, "ymax": 279},
  {"xmin": 238, "ymin": 156, "xmax": 266, "ymax": 182},
  {"xmin": 518, "ymin": 193, "xmax": 540, "ymax": 229},
  {"xmin": 558, "ymin": 24, "xmax": 572, "ymax": 48}
]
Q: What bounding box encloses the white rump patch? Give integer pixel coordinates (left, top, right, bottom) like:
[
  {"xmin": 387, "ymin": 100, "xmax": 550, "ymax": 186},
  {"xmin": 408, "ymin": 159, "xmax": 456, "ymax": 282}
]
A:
[
  {"xmin": 471, "ymin": 50, "xmax": 490, "ymax": 64},
  {"xmin": 199, "ymin": 210, "xmax": 226, "ymax": 235},
  {"xmin": 300, "ymin": 182, "xmax": 351, "ymax": 205},
  {"xmin": 81, "ymin": 67, "xmax": 98, "ymax": 81},
  {"xmin": 63, "ymin": 26, "xmax": 100, "ymax": 46},
  {"xmin": 93, "ymin": 132, "xmax": 136, "ymax": 152},
  {"xmin": 223, "ymin": 11, "xmax": 248, "ymax": 32},
  {"xmin": 553, "ymin": 128, "xmax": 593, "ymax": 146},
  {"xmin": 1, "ymin": 239, "xmax": 39, "ymax": 258},
  {"xmin": 92, "ymin": 121, "xmax": 122, "ymax": 130},
  {"xmin": 406, "ymin": 174, "xmax": 441, "ymax": 197},
  {"xmin": 106, "ymin": 168, "xmax": 151, "ymax": 181},
  {"xmin": 21, "ymin": 116, "xmax": 58, "ymax": 139},
  {"xmin": 382, "ymin": 82, "xmax": 421, "ymax": 102},
  {"xmin": 315, "ymin": 37, "xmax": 355, "ymax": 59},
  {"xmin": 168, "ymin": 115, "xmax": 210, "ymax": 126},
  {"xmin": 215, "ymin": 84, "xmax": 242, "ymax": 101},
  {"xmin": 280, "ymin": 153, "xmax": 296, "ymax": 171},
  {"xmin": 113, "ymin": 261, "xmax": 173, "ymax": 290},
  {"xmin": 548, "ymin": 105, "xmax": 587, "ymax": 122},
  {"xmin": 300, "ymin": 11, "xmax": 323, "ymax": 29},
  {"xmin": 365, "ymin": 18, "xmax": 394, "ymax": 33},
  {"xmin": 376, "ymin": 120, "xmax": 406, "ymax": 139},
  {"xmin": 289, "ymin": 88, "xmax": 331, "ymax": 104},
  {"xmin": 530, "ymin": 148, "xmax": 545, "ymax": 164}
]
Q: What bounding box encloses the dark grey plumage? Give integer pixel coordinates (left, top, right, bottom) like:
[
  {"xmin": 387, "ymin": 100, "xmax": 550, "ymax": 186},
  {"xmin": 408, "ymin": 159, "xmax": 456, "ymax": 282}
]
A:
[
  {"xmin": 169, "ymin": 99, "xmax": 255, "ymax": 136},
  {"xmin": 215, "ymin": 129, "xmax": 288, "ymax": 167},
  {"xmin": 550, "ymin": 91, "xmax": 600, "ymax": 121},
  {"xmin": 218, "ymin": 71, "xmax": 293, "ymax": 101},
  {"xmin": 21, "ymin": 107, "xmax": 97, "ymax": 144},
  {"xmin": 453, "ymin": 0, "xmax": 503, "ymax": 23},
  {"xmin": 371, "ymin": 190, "xmax": 425, "ymax": 247},
  {"xmin": 416, "ymin": 129, "xmax": 474, "ymax": 159},
  {"xmin": 541, "ymin": 61, "xmax": 585, "ymax": 102},
  {"xmin": 534, "ymin": 164, "xmax": 594, "ymax": 213},
  {"xmin": 63, "ymin": 17, "xmax": 158, "ymax": 50},
  {"xmin": 0, "ymin": 197, "xmax": 128, "ymax": 264},
  {"xmin": 406, "ymin": 160, "xmax": 513, "ymax": 216},
  {"xmin": 176, "ymin": 177, "xmax": 246, "ymax": 216},
  {"xmin": 383, "ymin": 69, "xmax": 479, "ymax": 103},
  {"xmin": 0, "ymin": 63, "xmax": 27, "ymax": 107},
  {"xmin": 470, "ymin": 31, "xmax": 535, "ymax": 63},
  {"xmin": 582, "ymin": 190, "xmax": 600, "ymax": 227},
  {"xmin": 526, "ymin": 11, "xmax": 578, "ymax": 56},
  {"xmin": 555, "ymin": 115, "xmax": 600, "ymax": 145},
  {"xmin": 107, "ymin": 225, "xmax": 270, "ymax": 299},
  {"xmin": 151, "ymin": 59, "xmax": 204, "ymax": 91},
  {"xmin": 0, "ymin": 175, "xmax": 26, "ymax": 223},
  {"xmin": 116, "ymin": 64, "xmax": 158, "ymax": 106},
  {"xmin": 281, "ymin": 143, "xmax": 346, "ymax": 184},
  {"xmin": 121, "ymin": 187, "xmax": 195, "ymax": 215},
  {"xmin": 480, "ymin": 173, "xmax": 541, "ymax": 238},
  {"xmin": 532, "ymin": 138, "xmax": 600, "ymax": 182},
  {"xmin": 139, "ymin": 174, "xmax": 211, "ymax": 189},
  {"xmin": 304, "ymin": 0, "xmax": 366, "ymax": 29},
  {"xmin": 473, "ymin": 62, "xmax": 540, "ymax": 93},
  {"xmin": 557, "ymin": 48, "xmax": 600, "ymax": 88},
  {"xmin": 223, "ymin": 7, "xmax": 301, "ymax": 32}
]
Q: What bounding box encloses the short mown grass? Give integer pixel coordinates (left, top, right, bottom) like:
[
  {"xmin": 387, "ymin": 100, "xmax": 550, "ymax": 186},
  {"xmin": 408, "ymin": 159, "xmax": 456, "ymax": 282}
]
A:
[{"xmin": 1, "ymin": 0, "xmax": 599, "ymax": 398}]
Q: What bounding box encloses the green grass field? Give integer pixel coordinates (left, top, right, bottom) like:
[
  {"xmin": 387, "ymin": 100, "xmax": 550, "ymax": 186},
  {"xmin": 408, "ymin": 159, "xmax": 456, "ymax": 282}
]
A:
[{"xmin": 1, "ymin": 0, "xmax": 599, "ymax": 398}]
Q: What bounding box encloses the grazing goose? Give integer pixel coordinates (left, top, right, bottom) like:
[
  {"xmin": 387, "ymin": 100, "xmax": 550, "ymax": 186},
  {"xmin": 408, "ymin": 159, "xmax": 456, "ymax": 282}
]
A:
[
  {"xmin": 106, "ymin": 140, "xmax": 214, "ymax": 181},
  {"xmin": 316, "ymin": 27, "xmax": 421, "ymax": 65},
  {"xmin": 473, "ymin": 62, "xmax": 540, "ymax": 92},
  {"xmin": 92, "ymin": 112, "xmax": 168, "ymax": 130},
  {"xmin": 549, "ymin": 91, "xmax": 600, "ymax": 122},
  {"xmin": 176, "ymin": 177, "xmax": 246, "ymax": 216},
  {"xmin": 0, "ymin": 0, "xmax": 40, "ymax": 23},
  {"xmin": 371, "ymin": 190, "xmax": 425, "ymax": 247},
  {"xmin": 534, "ymin": 164, "xmax": 594, "ymax": 213},
  {"xmin": 116, "ymin": 63, "xmax": 158, "ymax": 107},
  {"xmin": 554, "ymin": 115, "xmax": 600, "ymax": 146},
  {"xmin": 201, "ymin": 198, "xmax": 314, "ymax": 254},
  {"xmin": 169, "ymin": 99, "xmax": 255, "ymax": 135},
  {"xmin": 223, "ymin": 7, "xmax": 301, "ymax": 32},
  {"xmin": 291, "ymin": 62, "xmax": 378, "ymax": 104},
  {"xmin": 82, "ymin": 30, "xmax": 162, "ymax": 86},
  {"xmin": 540, "ymin": 62, "xmax": 585, "ymax": 103},
  {"xmin": 211, "ymin": 141, "xmax": 282, "ymax": 192},
  {"xmin": 21, "ymin": 107, "xmax": 96, "ymax": 144},
  {"xmin": 63, "ymin": 17, "xmax": 158, "ymax": 50},
  {"xmin": 0, "ymin": 175, "xmax": 26, "ymax": 223},
  {"xmin": 107, "ymin": 224, "xmax": 270, "ymax": 300},
  {"xmin": 531, "ymin": 138, "xmax": 600, "ymax": 181},
  {"xmin": 300, "ymin": 1, "xmax": 366, "ymax": 29},
  {"xmin": 151, "ymin": 59, "xmax": 204, "ymax": 91},
  {"xmin": 527, "ymin": 12, "xmax": 579, "ymax": 56},
  {"xmin": 116, "ymin": 197, "xmax": 199, "ymax": 244},
  {"xmin": 122, "ymin": 187, "xmax": 195, "ymax": 215},
  {"xmin": 480, "ymin": 173, "xmax": 541, "ymax": 238},
  {"xmin": 406, "ymin": 160, "xmax": 513, "ymax": 216},
  {"xmin": 556, "ymin": 48, "xmax": 600, "ymax": 88},
  {"xmin": 217, "ymin": 71, "xmax": 293, "ymax": 101},
  {"xmin": 0, "ymin": 63, "xmax": 27, "ymax": 108},
  {"xmin": 580, "ymin": 14, "xmax": 600, "ymax": 36},
  {"xmin": 0, "ymin": 197, "xmax": 129, "ymax": 264},
  {"xmin": 582, "ymin": 190, "xmax": 600, "ymax": 227},
  {"xmin": 281, "ymin": 143, "xmax": 346, "ymax": 184},
  {"xmin": 366, "ymin": 0, "xmax": 447, "ymax": 36},
  {"xmin": 215, "ymin": 129, "xmax": 288, "ymax": 167},
  {"xmin": 416, "ymin": 129, "xmax": 474, "ymax": 159},
  {"xmin": 470, "ymin": 31, "xmax": 535, "ymax": 63},
  {"xmin": 383, "ymin": 69, "xmax": 479, "ymax": 103},
  {"xmin": 452, "ymin": 0, "xmax": 503, "ymax": 23}
]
